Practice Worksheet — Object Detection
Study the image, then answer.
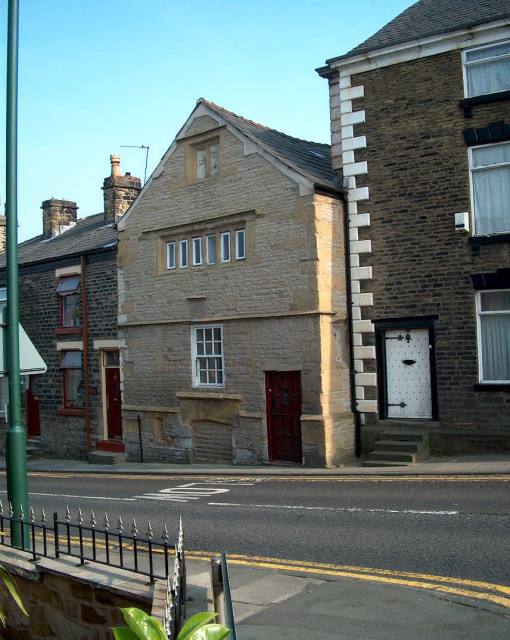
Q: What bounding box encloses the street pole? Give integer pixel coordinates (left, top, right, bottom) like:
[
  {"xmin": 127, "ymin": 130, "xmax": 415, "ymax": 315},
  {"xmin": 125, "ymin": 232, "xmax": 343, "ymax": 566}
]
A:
[{"xmin": 5, "ymin": 0, "xmax": 29, "ymax": 547}]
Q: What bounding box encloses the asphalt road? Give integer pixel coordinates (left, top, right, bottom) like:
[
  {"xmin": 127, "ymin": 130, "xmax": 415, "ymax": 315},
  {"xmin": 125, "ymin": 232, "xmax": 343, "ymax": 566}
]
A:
[{"xmin": 1, "ymin": 472, "xmax": 509, "ymax": 586}]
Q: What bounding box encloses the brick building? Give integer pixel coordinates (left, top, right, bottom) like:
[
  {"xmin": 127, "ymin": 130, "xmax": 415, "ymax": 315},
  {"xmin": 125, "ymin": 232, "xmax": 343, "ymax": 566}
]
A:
[
  {"xmin": 319, "ymin": 0, "xmax": 510, "ymax": 461},
  {"xmin": 118, "ymin": 99, "xmax": 355, "ymax": 466},
  {"xmin": 0, "ymin": 157, "xmax": 140, "ymax": 460}
]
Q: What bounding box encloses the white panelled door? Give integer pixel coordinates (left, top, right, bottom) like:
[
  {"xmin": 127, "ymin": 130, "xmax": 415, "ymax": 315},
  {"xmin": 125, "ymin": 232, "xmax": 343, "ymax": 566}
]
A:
[{"xmin": 385, "ymin": 328, "xmax": 432, "ymax": 419}]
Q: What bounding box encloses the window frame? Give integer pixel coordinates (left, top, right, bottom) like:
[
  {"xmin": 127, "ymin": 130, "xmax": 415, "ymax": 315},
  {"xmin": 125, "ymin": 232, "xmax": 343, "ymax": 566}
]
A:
[
  {"xmin": 468, "ymin": 141, "xmax": 510, "ymax": 236},
  {"xmin": 179, "ymin": 239, "xmax": 189, "ymax": 268},
  {"xmin": 192, "ymin": 237, "xmax": 203, "ymax": 266},
  {"xmin": 462, "ymin": 40, "xmax": 510, "ymax": 99},
  {"xmin": 235, "ymin": 229, "xmax": 246, "ymax": 260},
  {"xmin": 206, "ymin": 234, "xmax": 217, "ymax": 265},
  {"xmin": 57, "ymin": 276, "xmax": 82, "ymax": 329},
  {"xmin": 220, "ymin": 231, "xmax": 231, "ymax": 263},
  {"xmin": 166, "ymin": 241, "xmax": 176, "ymax": 270},
  {"xmin": 60, "ymin": 350, "xmax": 84, "ymax": 409},
  {"xmin": 191, "ymin": 324, "xmax": 225, "ymax": 388},
  {"xmin": 475, "ymin": 289, "xmax": 510, "ymax": 384},
  {"xmin": 195, "ymin": 140, "xmax": 219, "ymax": 181}
]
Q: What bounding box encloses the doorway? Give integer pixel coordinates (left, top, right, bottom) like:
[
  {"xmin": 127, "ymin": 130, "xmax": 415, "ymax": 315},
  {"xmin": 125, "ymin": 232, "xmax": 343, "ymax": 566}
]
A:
[
  {"xmin": 102, "ymin": 350, "xmax": 122, "ymax": 440},
  {"xmin": 265, "ymin": 371, "xmax": 302, "ymax": 463}
]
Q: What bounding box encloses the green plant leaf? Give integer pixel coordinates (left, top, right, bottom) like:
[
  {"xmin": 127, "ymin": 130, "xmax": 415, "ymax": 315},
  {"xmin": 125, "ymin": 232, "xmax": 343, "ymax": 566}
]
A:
[
  {"xmin": 120, "ymin": 608, "xmax": 167, "ymax": 640},
  {"xmin": 189, "ymin": 624, "xmax": 231, "ymax": 640},
  {"xmin": 111, "ymin": 627, "xmax": 139, "ymax": 640},
  {"xmin": 176, "ymin": 612, "xmax": 217, "ymax": 640},
  {"xmin": 0, "ymin": 566, "xmax": 28, "ymax": 617}
]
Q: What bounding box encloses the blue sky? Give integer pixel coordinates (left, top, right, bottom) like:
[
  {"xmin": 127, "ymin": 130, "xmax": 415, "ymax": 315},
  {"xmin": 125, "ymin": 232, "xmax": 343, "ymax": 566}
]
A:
[{"xmin": 0, "ymin": 0, "xmax": 414, "ymax": 241}]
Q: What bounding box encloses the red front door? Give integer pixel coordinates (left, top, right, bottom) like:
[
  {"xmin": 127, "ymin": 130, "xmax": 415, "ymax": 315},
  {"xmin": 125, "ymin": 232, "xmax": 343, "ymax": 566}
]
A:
[
  {"xmin": 27, "ymin": 377, "xmax": 41, "ymax": 438},
  {"xmin": 105, "ymin": 367, "xmax": 122, "ymax": 440},
  {"xmin": 266, "ymin": 371, "xmax": 302, "ymax": 463}
]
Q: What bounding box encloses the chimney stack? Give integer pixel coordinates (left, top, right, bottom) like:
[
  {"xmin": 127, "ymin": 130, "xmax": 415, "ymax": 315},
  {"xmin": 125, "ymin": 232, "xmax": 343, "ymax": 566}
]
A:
[
  {"xmin": 0, "ymin": 215, "xmax": 5, "ymax": 252},
  {"xmin": 41, "ymin": 199, "xmax": 78, "ymax": 238},
  {"xmin": 102, "ymin": 155, "xmax": 141, "ymax": 223}
]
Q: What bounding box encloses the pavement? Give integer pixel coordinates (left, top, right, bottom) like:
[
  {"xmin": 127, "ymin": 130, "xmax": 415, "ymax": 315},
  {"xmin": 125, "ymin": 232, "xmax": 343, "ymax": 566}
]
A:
[
  {"xmin": 186, "ymin": 558, "xmax": 510, "ymax": 639},
  {"xmin": 3, "ymin": 453, "xmax": 510, "ymax": 476}
]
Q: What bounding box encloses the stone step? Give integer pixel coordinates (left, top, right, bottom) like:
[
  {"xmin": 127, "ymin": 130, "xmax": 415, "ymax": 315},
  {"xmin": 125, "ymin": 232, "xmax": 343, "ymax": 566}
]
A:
[
  {"xmin": 375, "ymin": 440, "xmax": 421, "ymax": 453},
  {"xmin": 378, "ymin": 431, "xmax": 425, "ymax": 443},
  {"xmin": 88, "ymin": 449, "xmax": 125, "ymax": 465},
  {"xmin": 366, "ymin": 450, "xmax": 416, "ymax": 463}
]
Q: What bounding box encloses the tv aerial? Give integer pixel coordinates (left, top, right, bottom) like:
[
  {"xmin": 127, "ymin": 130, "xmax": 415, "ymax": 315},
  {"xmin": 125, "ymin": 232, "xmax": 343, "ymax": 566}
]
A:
[{"xmin": 120, "ymin": 145, "xmax": 150, "ymax": 185}]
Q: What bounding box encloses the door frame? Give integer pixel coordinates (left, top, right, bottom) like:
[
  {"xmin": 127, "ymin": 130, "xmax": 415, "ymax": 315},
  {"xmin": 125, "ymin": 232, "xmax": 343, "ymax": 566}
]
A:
[
  {"xmin": 265, "ymin": 370, "xmax": 303, "ymax": 463},
  {"xmin": 100, "ymin": 348, "xmax": 121, "ymax": 440},
  {"xmin": 374, "ymin": 317, "xmax": 439, "ymax": 421}
]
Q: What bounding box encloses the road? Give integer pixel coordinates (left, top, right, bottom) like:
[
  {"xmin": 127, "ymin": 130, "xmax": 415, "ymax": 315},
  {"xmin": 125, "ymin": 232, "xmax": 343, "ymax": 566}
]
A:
[{"xmin": 1, "ymin": 472, "xmax": 509, "ymax": 586}]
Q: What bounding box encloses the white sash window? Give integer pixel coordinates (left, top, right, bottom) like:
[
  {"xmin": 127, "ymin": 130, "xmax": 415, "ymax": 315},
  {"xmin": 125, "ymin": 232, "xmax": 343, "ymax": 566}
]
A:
[
  {"xmin": 477, "ymin": 290, "xmax": 510, "ymax": 383},
  {"xmin": 470, "ymin": 142, "xmax": 510, "ymax": 235}
]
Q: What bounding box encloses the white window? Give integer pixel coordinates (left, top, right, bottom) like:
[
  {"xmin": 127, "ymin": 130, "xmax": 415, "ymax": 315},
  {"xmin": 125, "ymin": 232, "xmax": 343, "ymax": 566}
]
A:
[
  {"xmin": 180, "ymin": 239, "xmax": 188, "ymax": 268},
  {"xmin": 206, "ymin": 234, "xmax": 216, "ymax": 265},
  {"xmin": 192, "ymin": 325, "xmax": 224, "ymax": 387},
  {"xmin": 235, "ymin": 229, "xmax": 246, "ymax": 260},
  {"xmin": 220, "ymin": 232, "xmax": 231, "ymax": 262},
  {"xmin": 469, "ymin": 142, "xmax": 510, "ymax": 235},
  {"xmin": 192, "ymin": 237, "xmax": 203, "ymax": 266},
  {"xmin": 166, "ymin": 242, "xmax": 176, "ymax": 270},
  {"xmin": 210, "ymin": 143, "xmax": 218, "ymax": 177},
  {"xmin": 463, "ymin": 41, "xmax": 510, "ymax": 98},
  {"xmin": 477, "ymin": 290, "xmax": 510, "ymax": 383},
  {"xmin": 195, "ymin": 142, "xmax": 219, "ymax": 180}
]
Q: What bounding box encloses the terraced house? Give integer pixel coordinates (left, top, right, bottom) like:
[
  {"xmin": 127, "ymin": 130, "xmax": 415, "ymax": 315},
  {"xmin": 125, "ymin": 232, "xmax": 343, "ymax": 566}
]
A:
[
  {"xmin": 118, "ymin": 99, "xmax": 355, "ymax": 466},
  {"xmin": 0, "ymin": 157, "xmax": 140, "ymax": 460},
  {"xmin": 319, "ymin": 0, "xmax": 510, "ymax": 463}
]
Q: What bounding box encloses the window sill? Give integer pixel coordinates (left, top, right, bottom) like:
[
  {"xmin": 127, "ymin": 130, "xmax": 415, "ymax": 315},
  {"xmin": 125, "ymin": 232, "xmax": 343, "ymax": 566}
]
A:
[
  {"xmin": 459, "ymin": 90, "xmax": 510, "ymax": 117},
  {"xmin": 176, "ymin": 390, "xmax": 242, "ymax": 402},
  {"xmin": 55, "ymin": 327, "xmax": 82, "ymax": 335},
  {"xmin": 468, "ymin": 234, "xmax": 510, "ymax": 246},
  {"xmin": 473, "ymin": 383, "xmax": 510, "ymax": 392},
  {"xmin": 58, "ymin": 407, "xmax": 85, "ymax": 416}
]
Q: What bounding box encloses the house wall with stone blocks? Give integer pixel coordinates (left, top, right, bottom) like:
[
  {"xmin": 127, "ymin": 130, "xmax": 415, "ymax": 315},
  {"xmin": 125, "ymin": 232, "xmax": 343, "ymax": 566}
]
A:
[
  {"xmin": 119, "ymin": 109, "xmax": 354, "ymax": 466},
  {"xmin": 325, "ymin": 45, "xmax": 510, "ymax": 455}
]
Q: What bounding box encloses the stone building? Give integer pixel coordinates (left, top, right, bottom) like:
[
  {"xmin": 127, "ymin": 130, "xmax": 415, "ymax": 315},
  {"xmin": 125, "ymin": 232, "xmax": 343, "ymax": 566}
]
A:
[
  {"xmin": 118, "ymin": 99, "xmax": 355, "ymax": 466},
  {"xmin": 0, "ymin": 157, "xmax": 140, "ymax": 460},
  {"xmin": 319, "ymin": 0, "xmax": 510, "ymax": 462}
]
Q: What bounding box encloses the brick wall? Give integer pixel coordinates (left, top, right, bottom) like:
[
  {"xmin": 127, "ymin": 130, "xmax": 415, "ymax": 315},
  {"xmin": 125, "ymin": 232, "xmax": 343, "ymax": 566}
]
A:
[
  {"xmin": 1, "ymin": 251, "xmax": 119, "ymax": 458},
  {"xmin": 329, "ymin": 49, "xmax": 510, "ymax": 453}
]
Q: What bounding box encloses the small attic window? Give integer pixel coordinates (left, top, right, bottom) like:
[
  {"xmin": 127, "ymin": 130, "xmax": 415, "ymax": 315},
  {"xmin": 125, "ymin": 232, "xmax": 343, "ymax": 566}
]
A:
[
  {"xmin": 195, "ymin": 140, "xmax": 219, "ymax": 180},
  {"xmin": 56, "ymin": 275, "xmax": 80, "ymax": 294}
]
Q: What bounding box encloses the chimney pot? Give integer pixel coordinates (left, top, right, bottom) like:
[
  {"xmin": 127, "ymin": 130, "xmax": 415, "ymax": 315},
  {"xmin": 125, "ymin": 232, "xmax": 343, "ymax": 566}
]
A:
[{"xmin": 110, "ymin": 154, "xmax": 121, "ymax": 177}]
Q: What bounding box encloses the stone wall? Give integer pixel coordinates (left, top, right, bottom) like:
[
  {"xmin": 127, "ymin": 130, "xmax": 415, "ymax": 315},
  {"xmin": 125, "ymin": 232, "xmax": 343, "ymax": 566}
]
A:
[
  {"xmin": 0, "ymin": 251, "xmax": 119, "ymax": 458},
  {"xmin": 119, "ymin": 109, "xmax": 354, "ymax": 466},
  {"xmin": 0, "ymin": 548, "xmax": 153, "ymax": 640},
  {"xmin": 328, "ymin": 48, "xmax": 510, "ymax": 453}
]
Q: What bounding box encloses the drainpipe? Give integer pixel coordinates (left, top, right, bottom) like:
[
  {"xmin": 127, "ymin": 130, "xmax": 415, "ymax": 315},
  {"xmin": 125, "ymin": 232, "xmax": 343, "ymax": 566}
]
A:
[
  {"xmin": 81, "ymin": 255, "xmax": 92, "ymax": 452},
  {"xmin": 342, "ymin": 188, "xmax": 362, "ymax": 457}
]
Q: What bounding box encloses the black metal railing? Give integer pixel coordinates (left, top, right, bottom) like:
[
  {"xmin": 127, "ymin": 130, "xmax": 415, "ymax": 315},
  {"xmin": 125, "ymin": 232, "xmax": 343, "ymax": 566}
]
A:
[
  {"xmin": 211, "ymin": 552, "xmax": 237, "ymax": 639},
  {"xmin": 163, "ymin": 520, "xmax": 186, "ymax": 639},
  {"xmin": 0, "ymin": 500, "xmax": 184, "ymax": 583}
]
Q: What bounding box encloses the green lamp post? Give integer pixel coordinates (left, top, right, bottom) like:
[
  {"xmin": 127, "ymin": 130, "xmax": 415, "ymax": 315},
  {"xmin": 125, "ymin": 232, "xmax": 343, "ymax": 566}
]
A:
[{"xmin": 5, "ymin": 0, "xmax": 29, "ymax": 547}]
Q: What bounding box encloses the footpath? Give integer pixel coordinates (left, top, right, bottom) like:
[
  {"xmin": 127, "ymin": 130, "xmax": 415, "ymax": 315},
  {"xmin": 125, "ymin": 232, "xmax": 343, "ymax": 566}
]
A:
[{"xmin": 3, "ymin": 454, "xmax": 510, "ymax": 637}]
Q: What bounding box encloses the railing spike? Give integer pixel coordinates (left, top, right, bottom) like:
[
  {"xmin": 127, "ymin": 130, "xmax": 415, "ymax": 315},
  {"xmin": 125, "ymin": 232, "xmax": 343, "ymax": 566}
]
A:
[
  {"xmin": 162, "ymin": 523, "xmax": 169, "ymax": 542},
  {"xmin": 103, "ymin": 512, "xmax": 110, "ymax": 530},
  {"xmin": 30, "ymin": 506, "xmax": 35, "ymax": 523},
  {"xmin": 8, "ymin": 502, "xmax": 13, "ymax": 518},
  {"xmin": 90, "ymin": 510, "xmax": 96, "ymax": 528},
  {"xmin": 0, "ymin": 499, "xmax": 3, "ymax": 514},
  {"xmin": 77, "ymin": 508, "xmax": 84, "ymax": 525},
  {"xmin": 19, "ymin": 504, "xmax": 24, "ymax": 521},
  {"xmin": 117, "ymin": 516, "xmax": 123, "ymax": 533},
  {"xmin": 65, "ymin": 505, "xmax": 71, "ymax": 522},
  {"xmin": 131, "ymin": 518, "xmax": 138, "ymax": 537},
  {"xmin": 41, "ymin": 508, "xmax": 46, "ymax": 525},
  {"xmin": 146, "ymin": 520, "xmax": 153, "ymax": 540}
]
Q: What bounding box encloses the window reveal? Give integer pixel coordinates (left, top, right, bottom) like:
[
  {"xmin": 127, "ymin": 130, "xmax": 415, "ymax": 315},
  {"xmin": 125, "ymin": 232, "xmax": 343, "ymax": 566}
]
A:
[
  {"xmin": 60, "ymin": 350, "xmax": 84, "ymax": 408},
  {"xmin": 220, "ymin": 232, "xmax": 231, "ymax": 262},
  {"xmin": 166, "ymin": 241, "xmax": 176, "ymax": 269},
  {"xmin": 477, "ymin": 290, "xmax": 510, "ymax": 383},
  {"xmin": 56, "ymin": 275, "xmax": 81, "ymax": 328},
  {"xmin": 192, "ymin": 237, "xmax": 203, "ymax": 266},
  {"xmin": 192, "ymin": 325, "xmax": 224, "ymax": 387},
  {"xmin": 180, "ymin": 239, "xmax": 189, "ymax": 267},
  {"xmin": 470, "ymin": 142, "xmax": 510, "ymax": 235},
  {"xmin": 206, "ymin": 234, "xmax": 217, "ymax": 264},
  {"xmin": 235, "ymin": 229, "xmax": 246, "ymax": 260}
]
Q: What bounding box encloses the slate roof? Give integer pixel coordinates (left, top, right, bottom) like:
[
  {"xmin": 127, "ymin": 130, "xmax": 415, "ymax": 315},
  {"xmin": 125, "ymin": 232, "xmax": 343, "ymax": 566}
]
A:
[
  {"xmin": 199, "ymin": 99, "xmax": 340, "ymax": 193},
  {"xmin": 328, "ymin": 0, "xmax": 510, "ymax": 63},
  {"xmin": 0, "ymin": 213, "xmax": 116, "ymax": 269}
]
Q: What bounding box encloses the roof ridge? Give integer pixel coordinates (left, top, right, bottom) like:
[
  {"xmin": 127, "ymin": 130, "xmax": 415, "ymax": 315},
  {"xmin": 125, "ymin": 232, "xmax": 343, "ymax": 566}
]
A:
[{"xmin": 198, "ymin": 98, "xmax": 331, "ymax": 148}]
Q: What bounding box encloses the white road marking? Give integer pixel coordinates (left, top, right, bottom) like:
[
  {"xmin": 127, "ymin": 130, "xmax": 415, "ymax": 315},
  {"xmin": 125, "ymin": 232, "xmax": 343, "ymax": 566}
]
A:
[
  {"xmin": 207, "ymin": 502, "xmax": 460, "ymax": 516},
  {"xmin": 5, "ymin": 491, "xmax": 137, "ymax": 502},
  {"xmin": 135, "ymin": 482, "xmax": 231, "ymax": 503}
]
